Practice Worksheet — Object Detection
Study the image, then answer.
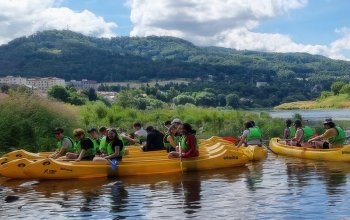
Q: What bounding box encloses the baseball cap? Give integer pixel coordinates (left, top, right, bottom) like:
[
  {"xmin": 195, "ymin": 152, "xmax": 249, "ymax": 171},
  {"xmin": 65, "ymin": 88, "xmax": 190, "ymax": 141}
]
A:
[{"xmin": 171, "ymin": 118, "xmax": 181, "ymax": 124}]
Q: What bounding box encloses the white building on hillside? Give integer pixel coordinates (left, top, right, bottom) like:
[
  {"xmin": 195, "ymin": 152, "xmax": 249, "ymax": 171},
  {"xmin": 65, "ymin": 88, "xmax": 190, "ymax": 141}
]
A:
[
  {"xmin": 26, "ymin": 77, "xmax": 65, "ymax": 92},
  {"xmin": 68, "ymin": 79, "xmax": 99, "ymax": 90},
  {"xmin": 0, "ymin": 76, "xmax": 27, "ymax": 85}
]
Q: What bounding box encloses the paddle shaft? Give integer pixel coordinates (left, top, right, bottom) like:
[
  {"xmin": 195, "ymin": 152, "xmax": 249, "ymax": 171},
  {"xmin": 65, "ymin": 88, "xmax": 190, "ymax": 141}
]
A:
[{"xmin": 178, "ymin": 142, "xmax": 183, "ymax": 173}]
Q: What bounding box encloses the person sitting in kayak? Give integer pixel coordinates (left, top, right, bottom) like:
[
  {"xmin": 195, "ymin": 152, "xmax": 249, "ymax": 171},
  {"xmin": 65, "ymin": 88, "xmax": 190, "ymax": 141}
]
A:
[
  {"xmin": 284, "ymin": 119, "xmax": 296, "ymax": 141},
  {"xmin": 141, "ymin": 126, "xmax": 165, "ymax": 151},
  {"xmin": 94, "ymin": 128, "xmax": 125, "ymax": 162},
  {"xmin": 168, "ymin": 123, "xmax": 199, "ymax": 158},
  {"xmin": 162, "ymin": 120, "xmax": 172, "ymax": 134},
  {"xmin": 99, "ymin": 126, "xmax": 108, "ymax": 139},
  {"xmin": 66, "ymin": 128, "xmax": 95, "ymax": 161},
  {"xmin": 236, "ymin": 121, "xmax": 262, "ymax": 147},
  {"xmin": 308, "ymin": 118, "xmax": 346, "ymax": 149},
  {"xmin": 289, "ymin": 119, "xmax": 314, "ymax": 147},
  {"xmin": 123, "ymin": 122, "xmax": 148, "ymax": 145},
  {"xmin": 49, "ymin": 127, "xmax": 75, "ymax": 159},
  {"xmin": 164, "ymin": 124, "xmax": 178, "ymax": 153},
  {"xmin": 88, "ymin": 128, "xmax": 101, "ymax": 154}
]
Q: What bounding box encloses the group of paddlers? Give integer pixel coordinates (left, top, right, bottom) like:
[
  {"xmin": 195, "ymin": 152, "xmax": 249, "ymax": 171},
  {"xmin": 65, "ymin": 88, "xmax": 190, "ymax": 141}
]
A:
[
  {"xmin": 283, "ymin": 118, "xmax": 346, "ymax": 149},
  {"xmin": 49, "ymin": 116, "xmax": 345, "ymax": 163},
  {"xmin": 49, "ymin": 119, "xmax": 199, "ymax": 162}
]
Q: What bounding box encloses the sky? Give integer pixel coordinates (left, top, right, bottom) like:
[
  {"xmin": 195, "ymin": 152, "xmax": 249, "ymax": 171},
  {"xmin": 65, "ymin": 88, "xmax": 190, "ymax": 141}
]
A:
[{"xmin": 1, "ymin": 0, "xmax": 350, "ymax": 60}]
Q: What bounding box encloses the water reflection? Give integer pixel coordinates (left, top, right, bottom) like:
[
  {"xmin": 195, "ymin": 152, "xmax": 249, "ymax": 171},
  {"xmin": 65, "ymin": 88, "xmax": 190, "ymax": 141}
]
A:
[
  {"xmin": 2, "ymin": 158, "xmax": 350, "ymax": 219},
  {"xmin": 284, "ymin": 158, "xmax": 349, "ymax": 197},
  {"xmin": 110, "ymin": 181, "xmax": 129, "ymax": 219},
  {"xmin": 182, "ymin": 173, "xmax": 201, "ymax": 215},
  {"xmin": 245, "ymin": 162, "xmax": 264, "ymax": 191}
]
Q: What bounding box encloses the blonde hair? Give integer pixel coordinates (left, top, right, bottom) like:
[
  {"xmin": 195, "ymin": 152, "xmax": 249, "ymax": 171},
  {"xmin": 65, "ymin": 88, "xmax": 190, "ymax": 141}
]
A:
[{"xmin": 73, "ymin": 128, "xmax": 85, "ymax": 136}]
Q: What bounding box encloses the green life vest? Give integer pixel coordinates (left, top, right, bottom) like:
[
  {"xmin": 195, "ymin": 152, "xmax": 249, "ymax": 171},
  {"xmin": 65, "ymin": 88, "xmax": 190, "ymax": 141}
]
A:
[
  {"xmin": 99, "ymin": 136, "xmax": 107, "ymax": 154},
  {"xmin": 164, "ymin": 133, "xmax": 176, "ymax": 149},
  {"xmin": 56, "ymin": 136, "xmax": 75, "ymax": 153},
  {"xmin": 289, "ymin": 127, "xmax": 296, "ymax": 138},
  {"xmin": 121, "ymin": 136, "xmax": 129, "ymax": 147},
  {"xmin": 247, "ymin": 127, "xmax": 262, "ymax": 141},
  {"xmin": 180, "ymin": 135, "xmax": 198, "ymax": 152},
  {"xmin": 137, "ymin": 135, "xmax": 146, "ymax": 144},
  {"xmin": 329, "ymin": 126, "xmax": 346, "ymax": 145},
  {"xmin": 106, "ymin": 139, "xmax": 125, "ymax": 158},
  {"xmin": 301, "ymin": 126, "xmax": 314, "ymax": 142},
  {"xmin": 75, "ymin": 138, "xmax": 95, "ymax": 157},
  {"xmin": 91, "ymin": 138, "xmax": 100, "ymax": 153}
]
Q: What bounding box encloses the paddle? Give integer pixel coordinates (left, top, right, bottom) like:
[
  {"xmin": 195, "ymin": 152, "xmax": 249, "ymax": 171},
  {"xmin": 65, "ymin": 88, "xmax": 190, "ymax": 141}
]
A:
[
  {"xmin": 178, "ymin": 142, "xmax": 183, "ymax": 173},
  {"xmin": 108, "ymin": 159, "xmax": 118, "ymax": 170}
]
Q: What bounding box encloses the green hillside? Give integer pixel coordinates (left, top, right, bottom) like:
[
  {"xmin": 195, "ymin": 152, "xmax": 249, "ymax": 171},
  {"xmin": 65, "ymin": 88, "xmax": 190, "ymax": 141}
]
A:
[{"xmin": 1, "ymin": 29, "xmax": 350, "ymax": 107}]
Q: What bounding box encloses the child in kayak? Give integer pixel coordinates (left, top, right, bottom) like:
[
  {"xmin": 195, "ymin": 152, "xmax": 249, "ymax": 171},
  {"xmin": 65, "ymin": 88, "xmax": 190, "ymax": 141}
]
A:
[
  {"xmin": 236, "ymin": 121, "xmax": 262, "ymax": 147},
  {"xmin": 168, "ymin": 123, "xmax": 199, "ymax": 159},
  {"xmin": 94, "ymin": 128, "xmax": 125, "ymax": 162}
]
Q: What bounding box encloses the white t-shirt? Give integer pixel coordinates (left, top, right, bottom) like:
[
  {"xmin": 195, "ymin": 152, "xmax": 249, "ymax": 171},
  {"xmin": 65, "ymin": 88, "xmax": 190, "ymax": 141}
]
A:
[
  {"xmin": 62, "ymin": 137, "xmax": 73, "ymax": 150},
  {"xmin": 135, "ymin": 128, "xmax": 147, "ymax": 139}
]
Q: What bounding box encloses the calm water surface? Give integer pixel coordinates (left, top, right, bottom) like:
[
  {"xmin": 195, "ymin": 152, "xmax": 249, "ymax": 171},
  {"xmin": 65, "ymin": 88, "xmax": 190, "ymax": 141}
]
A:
[
  {"xmin": 1, "ymin": 153, "xmax": 350, "ymax": 219},
  {"xmin": 268, "ymin": 109, "xmax": 350, "ymax": 121}
]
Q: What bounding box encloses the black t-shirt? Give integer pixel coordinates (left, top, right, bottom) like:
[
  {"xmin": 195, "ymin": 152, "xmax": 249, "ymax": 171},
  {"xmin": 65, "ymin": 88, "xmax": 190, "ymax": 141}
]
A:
[
  {"xmin": 143, "ymin": 130, "xmax": 165, "ymax": 151},
  {"xmin": 80, "ymin": 138, "xmax": 94, "ymax": 151},
  {"xmin": 109, "ymin": 139, "xmax": 124, "ymax": 153}
]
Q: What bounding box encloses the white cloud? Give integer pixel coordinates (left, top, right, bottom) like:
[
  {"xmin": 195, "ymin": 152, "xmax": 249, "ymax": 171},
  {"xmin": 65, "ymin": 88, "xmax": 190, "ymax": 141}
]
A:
[
  {"xmin": 128, "ymin": 0, "xmax": 350, "ymax": 60},
  {"xmin": 0, "ymin": 0, "xmax": 117, "ymax": 44}
]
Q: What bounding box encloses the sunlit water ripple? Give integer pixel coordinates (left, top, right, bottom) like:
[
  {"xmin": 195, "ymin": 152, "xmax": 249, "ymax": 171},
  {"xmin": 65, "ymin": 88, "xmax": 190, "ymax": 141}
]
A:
[{"xmin": 2, "ymin": 153, "xmax": 350, "ymax": 219}]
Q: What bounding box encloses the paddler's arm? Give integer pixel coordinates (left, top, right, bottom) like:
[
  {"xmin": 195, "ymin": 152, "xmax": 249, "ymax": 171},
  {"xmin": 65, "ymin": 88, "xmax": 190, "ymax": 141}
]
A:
[{"xmin": 76, "ymin": 149, "xmax": 86, "ymax": 162}]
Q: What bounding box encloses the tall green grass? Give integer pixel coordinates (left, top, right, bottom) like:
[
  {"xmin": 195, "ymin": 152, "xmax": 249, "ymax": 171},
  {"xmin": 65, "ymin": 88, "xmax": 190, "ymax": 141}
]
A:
[
  {"xmin": 80, "ymin": 102, "xmax": 286, "ymax": 140},
  {"xmin": 0, "ymin": 93, "xmax": 78, "ymax": 153}
]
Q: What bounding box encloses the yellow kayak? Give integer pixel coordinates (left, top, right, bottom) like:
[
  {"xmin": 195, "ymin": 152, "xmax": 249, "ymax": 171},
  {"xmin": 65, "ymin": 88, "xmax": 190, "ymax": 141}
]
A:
[
  {"xmin": 269, "ymin": 137, "xmax": 350, "ymax": 162},
  {"xmin": 0, "ymin": 141, "xmax": 230, "ymax": 178},
  {"xmin": 0, "ymin": 136, "xmax": 233, "ymax": 163},
  {"xmin": 0, "ymin": 158, "xmax": 33, "ymax": 179},
  {"xmin": 4, "ymin": 144, "xmax": 249, "ymax": 179},
  {"xmin": 239, "ymin": 145, "xmax": 267, "ymax": 161},
  {"xmin": 1, "ymin": 150, "xmax": 52, "ymax": 162}
]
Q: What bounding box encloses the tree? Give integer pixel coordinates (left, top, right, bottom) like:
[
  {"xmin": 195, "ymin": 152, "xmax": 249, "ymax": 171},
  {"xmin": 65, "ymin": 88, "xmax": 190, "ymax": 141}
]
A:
[
  {"xmin": 48, "ymin": 85, "xmax": 69, "ymax": 102},
  {"xmin": 217, "ymin": 94, "xmax": 226, "ymax": 106},
  {"xmin": 134, "ymin": 97, "xmax": 147, "ymax": 110},
  {"xmin": 339, "ymin": 83, "xmax": 350, "ymax": 95},
  {"xmin": 331, "ymin": 81, "xmax": 345, "ymax": 95},
  {"xmin": 173, "ymin": 94, "xmax": 195, "ymax": 105},
  {"xmin": 226, "ymin": 93, "xmax": 240, "ymax": 108},
  {"xmin": 68, "ymin": 93, "xmax": 86, "ymax": 105},
  {"xmin": 195, "ymin": 92, "xmax": 217, "ymax": 106},
  {"xmin": 87, "ymin": 88, "xmax": 97, "ymax": 101},
  {"xmin": 115, "ymin": 90, "xmax": 135, "ymax": 108},
  {"xmin": 0, "ymin": 84, "xmax": 10, "ymax": 93}
]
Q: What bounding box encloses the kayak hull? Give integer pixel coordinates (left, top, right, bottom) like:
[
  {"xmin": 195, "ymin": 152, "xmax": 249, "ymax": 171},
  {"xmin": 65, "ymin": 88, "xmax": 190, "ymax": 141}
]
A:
[
  {"xmin": 269, "ymin": 138, "xmax": 350, "ymax": 162},
  {"xmin": 19, "ymin": 146, "xmax": 248, "ymax": 179}
]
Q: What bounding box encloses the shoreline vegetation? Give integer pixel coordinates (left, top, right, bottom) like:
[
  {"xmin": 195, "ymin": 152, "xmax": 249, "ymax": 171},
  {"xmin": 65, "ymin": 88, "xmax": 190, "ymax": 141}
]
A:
[
  {"xmin": 0, "ymin": 92, "xmax": 288, "ymax": 154},
  {"xmin": 275, "ymin": 94, "xmax": 350, "ymax": 110}
]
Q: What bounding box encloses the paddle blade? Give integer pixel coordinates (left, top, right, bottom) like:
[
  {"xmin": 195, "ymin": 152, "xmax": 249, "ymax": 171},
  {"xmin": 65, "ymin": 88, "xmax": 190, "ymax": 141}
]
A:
[{"xmin": 110, "ymin": 159, "xmax": 118, "ymax": 170}]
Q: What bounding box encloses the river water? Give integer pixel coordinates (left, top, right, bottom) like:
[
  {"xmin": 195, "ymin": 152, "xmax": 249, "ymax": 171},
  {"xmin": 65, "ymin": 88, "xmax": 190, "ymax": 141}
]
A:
[
  {"xmin": 268, "ymin": 109, "xmax": 350, "ymax": 121},
  {"xmin": 1, "ymin": 153, "xmax": 350, "ymax": 219}
]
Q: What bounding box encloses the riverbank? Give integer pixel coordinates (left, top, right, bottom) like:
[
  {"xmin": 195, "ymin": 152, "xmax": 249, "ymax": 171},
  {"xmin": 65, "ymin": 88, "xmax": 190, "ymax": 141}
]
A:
[{"xmin": 274, "ymin": 94, "xmax": 350, "ymax": 110}]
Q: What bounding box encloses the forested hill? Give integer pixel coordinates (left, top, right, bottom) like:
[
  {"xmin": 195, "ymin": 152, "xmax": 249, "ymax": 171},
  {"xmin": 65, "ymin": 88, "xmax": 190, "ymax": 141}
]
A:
[
  {"xmin": 1, "ymin": 30, "xmax": 350, "ymax": 107},
  {"xmin": 1, "ymin": 29, "xmax": 350, "ymax": 83}
]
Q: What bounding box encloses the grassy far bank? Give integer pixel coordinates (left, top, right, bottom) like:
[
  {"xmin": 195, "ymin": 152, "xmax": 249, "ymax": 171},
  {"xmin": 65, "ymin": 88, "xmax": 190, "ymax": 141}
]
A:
[
  {"xmin": 0, "ymin": 93, "xmax": 288, "ymax": 153},
  {"xmin": 274, "ymin": 94, "xmax": 350, "ymax": 110}
]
